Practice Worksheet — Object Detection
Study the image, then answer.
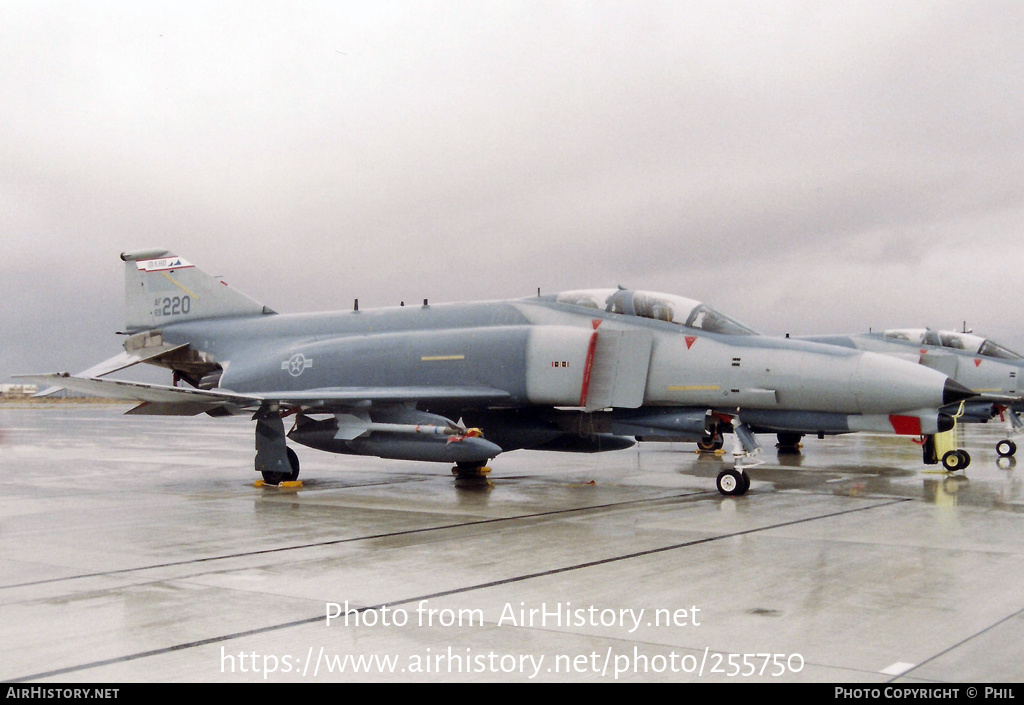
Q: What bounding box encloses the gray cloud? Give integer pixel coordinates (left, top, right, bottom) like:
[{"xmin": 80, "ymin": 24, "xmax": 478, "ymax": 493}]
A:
[{"xmin": 3, "ymin": 1, "xmax": 1024, "ymax": 379}]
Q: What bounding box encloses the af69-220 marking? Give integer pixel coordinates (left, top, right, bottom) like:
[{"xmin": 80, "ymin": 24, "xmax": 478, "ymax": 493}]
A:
[{"xmin": 153, "ymin": 295, "xmax": 191, "ymax": 317}]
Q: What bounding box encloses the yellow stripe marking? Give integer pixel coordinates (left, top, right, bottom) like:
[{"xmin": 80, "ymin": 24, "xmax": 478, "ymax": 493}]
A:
[
  {"xmin": 160, "ymin": 271, "xmax": 200, "ymax": 299},
  {"xmin": 421, "ymin": 355, "xmax": 465, "ymax": 362}
]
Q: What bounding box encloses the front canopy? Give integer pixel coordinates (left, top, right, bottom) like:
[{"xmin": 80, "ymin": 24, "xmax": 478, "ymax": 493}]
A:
[{"xmin": 883, "ymin": 328, "xmax": 1022, "ymax": 360}]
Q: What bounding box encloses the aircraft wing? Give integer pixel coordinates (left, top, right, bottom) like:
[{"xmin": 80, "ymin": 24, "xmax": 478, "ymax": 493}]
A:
[{"xmin": 15, "ymin": 374, "xmax": 511, "ymax": 416}]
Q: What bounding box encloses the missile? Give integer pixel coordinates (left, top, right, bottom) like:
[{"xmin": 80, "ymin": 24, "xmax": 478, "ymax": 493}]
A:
[
  {"xmin": 332, "ymin": 413, "xmax": 482, "ymax": 442},
  {"xmin": 287, "ymin": 411, "xmax": 503, "ymax": 463}
]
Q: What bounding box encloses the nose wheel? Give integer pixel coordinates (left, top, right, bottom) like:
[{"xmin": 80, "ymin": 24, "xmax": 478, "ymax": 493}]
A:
[{"xmin": 716, "ymin": 468, "xmax": 750, "ymax": 496}]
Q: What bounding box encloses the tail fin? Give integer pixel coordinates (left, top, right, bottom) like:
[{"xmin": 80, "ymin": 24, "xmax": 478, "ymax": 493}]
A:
[{"xmin": 121, "ymin": 249, "xmax": 275, "ymax": 333}]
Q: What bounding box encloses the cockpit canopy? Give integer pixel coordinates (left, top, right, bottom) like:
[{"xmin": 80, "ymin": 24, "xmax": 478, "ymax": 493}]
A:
[
  {"xmin": 553, "ymin": 288, "xmax": 758, "ymax": 336},
  {"xmin": 882, "ymin": 328, "xmax": 1023, "ymax": 360}
]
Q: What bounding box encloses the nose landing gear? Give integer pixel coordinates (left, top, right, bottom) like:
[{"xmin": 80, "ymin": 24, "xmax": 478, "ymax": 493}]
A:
[{"xmin": 715, "ymin": 418, "xmax": 762, "ymax": 496}]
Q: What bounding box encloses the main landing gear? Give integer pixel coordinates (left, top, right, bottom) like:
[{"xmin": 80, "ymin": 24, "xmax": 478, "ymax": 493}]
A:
[
  {"xmin": 255, "ymin": 413, "xmax": 301, "ymax": 486},
  {"xmin": 996, "ymin": 439, "xmax": 1017, "ymax": 458}
]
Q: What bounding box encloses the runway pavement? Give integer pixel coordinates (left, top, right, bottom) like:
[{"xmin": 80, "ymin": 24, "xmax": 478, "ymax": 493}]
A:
[{"xmin": 1, "ymin": 405, "xmax": 1022, "ymax": 683}]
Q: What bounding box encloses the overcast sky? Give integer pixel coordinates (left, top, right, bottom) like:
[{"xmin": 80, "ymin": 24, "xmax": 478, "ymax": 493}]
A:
[{"xmin": 3, "ymin": 0, "xmax": 1023, "ymax": 381}]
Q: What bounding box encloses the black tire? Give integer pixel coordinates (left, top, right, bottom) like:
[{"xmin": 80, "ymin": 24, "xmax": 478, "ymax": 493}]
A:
[
  {"xmin": 941, "ymin": 450, "xmax": 964, "ymax": 472},
  {"xmin": 285, "ymin": 447, "xmax": 300, "ymax": 481},
  {"xmin": 957, "ymin": 449, "xmax": 971, "ymax": 470},
  {"xmin": 776, "ymin": 432, "xmax": 803, "ymax": 448},
  {"xmin": 697, "ymin": 435, "xmax": 723, "ymax": 452},
  {"xmin": 716, "ymin": 468, "xmax": 748, "ymax": 496},
  {"xmin": 996, "ymin": 440, "xmax": 1017, "ymax": 458},
  {"xmin": 261, "ymin": 447, "xmax": 300, "ymax": 484}
]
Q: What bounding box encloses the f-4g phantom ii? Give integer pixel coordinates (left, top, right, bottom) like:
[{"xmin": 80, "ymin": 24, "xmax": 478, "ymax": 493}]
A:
[{"xmin": 21, "ymin": 250, "xmax": 977, "ymax": 496}]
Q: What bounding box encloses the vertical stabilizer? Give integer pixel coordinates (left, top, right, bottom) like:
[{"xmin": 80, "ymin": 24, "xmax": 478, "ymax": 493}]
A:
[{"xmin": 121, "ymin": 249, "xmax": 275, "ymax": 333}]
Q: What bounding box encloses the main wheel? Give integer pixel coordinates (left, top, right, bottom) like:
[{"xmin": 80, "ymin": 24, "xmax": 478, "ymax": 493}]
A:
[
  {"xmin": 452, "ymin": 461, "xmax": 491, "ymax": 479},
  {"xmin": 697, "ymin": 435, "xmax": 724, "ymax": 452},
  {"xmin": 716, "ymin": 468, "xmax": 749, "ymax": 496},
  {"xmin": 261, "ymin": 447, "xmax": 300, "ymax": 484},
  {"xmin": 996, "ymin": 439, "xmax": 1017, "ymax": 458},
  {"xmin": 776, "ymin": 432, "xmax": 803, "ymax": 449},
  {"xmin": 285, "ymin": 447, "xmax": 300, "ymax": 481}
]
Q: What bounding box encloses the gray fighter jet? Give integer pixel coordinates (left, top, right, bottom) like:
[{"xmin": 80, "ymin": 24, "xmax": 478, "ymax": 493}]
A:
[
  {"xmin": 802, "ymin": 328, "xmax": 1023, "ymax": 460},
  {"xmin": 20, "ymin": 250, "xmax": 977, "ymax": 496}
]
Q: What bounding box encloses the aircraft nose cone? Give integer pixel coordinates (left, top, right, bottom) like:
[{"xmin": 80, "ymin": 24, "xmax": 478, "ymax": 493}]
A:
[{"xmin": 943, "ymin": 379, "xmax": 978, "ymax": 406}]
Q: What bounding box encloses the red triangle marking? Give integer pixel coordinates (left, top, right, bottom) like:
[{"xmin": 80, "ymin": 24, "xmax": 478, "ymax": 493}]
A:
[
  {"xmin": 974, "ymin": 358, "xmax": 982, "ymax": 367},
  {"xmin": 685, "ymin": 336, "xmax": 697, "ymax": 349}
]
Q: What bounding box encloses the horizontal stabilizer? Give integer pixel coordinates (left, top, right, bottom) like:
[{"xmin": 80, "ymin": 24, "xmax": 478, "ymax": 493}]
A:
[
  {"xmin": 16, "ymin": 374, "xmax": 259, "ymax": 406},
  {"xmin": 33, "ymin": 344, "xmax": 190, "ymax": 397}
]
